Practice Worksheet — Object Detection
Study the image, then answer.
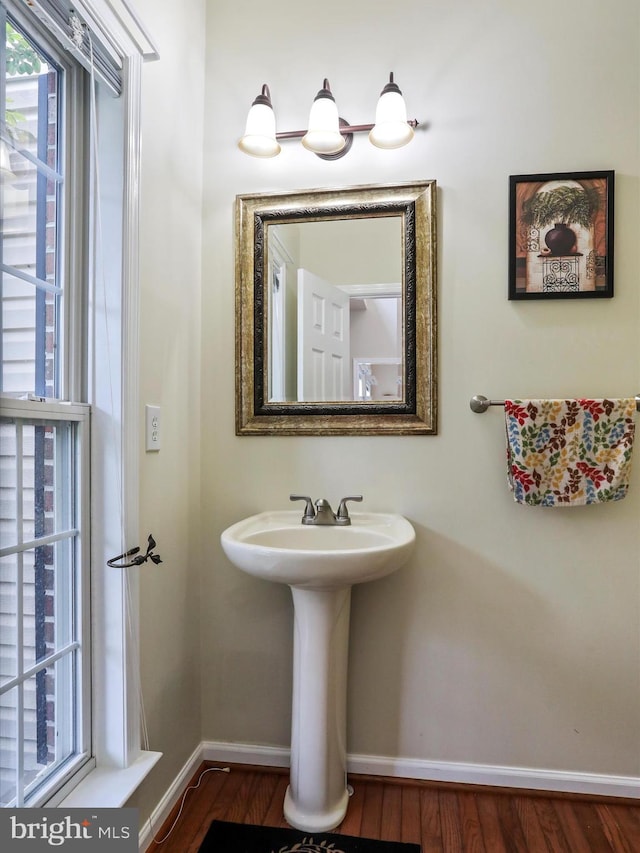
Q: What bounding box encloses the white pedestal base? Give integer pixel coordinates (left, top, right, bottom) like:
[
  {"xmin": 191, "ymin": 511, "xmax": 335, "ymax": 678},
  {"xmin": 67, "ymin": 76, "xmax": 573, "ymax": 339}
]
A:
[
  {"xmin": 283, "ymin": 585, "xmax": 351, "ymax": 833},
  {"xmin": 283, "ymin": 785, "xmax": 350, "ymax": 834}
]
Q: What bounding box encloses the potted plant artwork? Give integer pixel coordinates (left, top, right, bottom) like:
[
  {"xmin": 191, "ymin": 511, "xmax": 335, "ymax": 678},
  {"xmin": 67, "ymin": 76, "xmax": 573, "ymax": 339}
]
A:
[
  {"xmin": 520, "ymin": 183, "xmax": 601, "ymax": 256},
  {"xmin": 509, "ymin": 171, "xmax": 614, "ymax": 300}
]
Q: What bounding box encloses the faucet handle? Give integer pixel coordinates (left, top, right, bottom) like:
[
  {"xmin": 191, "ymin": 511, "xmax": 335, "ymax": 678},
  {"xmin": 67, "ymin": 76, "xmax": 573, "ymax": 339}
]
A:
[
  {"xmin": 336, "ymin": 495, "xmax": 363, "ymax": 524},
  {"xmin": 290, "ymin": 494, "xmax": 316, "ymax": 520}
]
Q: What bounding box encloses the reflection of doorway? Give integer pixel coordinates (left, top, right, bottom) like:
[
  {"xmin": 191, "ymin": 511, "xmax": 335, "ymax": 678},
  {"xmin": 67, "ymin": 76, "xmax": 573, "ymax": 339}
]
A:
[
  {"xmin": 347, "ymin": 288, "xmax": 402, "ymax": 395},
  {"xmin": 353, "ymin": 357, "xmax": 402, "ymax": 401},
  {"xmin": 297, "ymin": 269, "xmax": 350, "ymax": 401}
]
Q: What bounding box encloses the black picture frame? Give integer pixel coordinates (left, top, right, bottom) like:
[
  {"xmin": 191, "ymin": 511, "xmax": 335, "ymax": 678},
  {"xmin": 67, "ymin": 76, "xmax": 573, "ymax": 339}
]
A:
[{"xmin": 508, "ymin": 170, "xmax": 614, "ymax": 300}]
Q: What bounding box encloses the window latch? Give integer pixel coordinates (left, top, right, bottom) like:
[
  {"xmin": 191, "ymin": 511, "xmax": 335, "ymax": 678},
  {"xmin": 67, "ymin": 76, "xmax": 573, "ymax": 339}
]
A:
[{"xmin": 107, "ymin": 534, "xmax": 163, "ymax": 568}]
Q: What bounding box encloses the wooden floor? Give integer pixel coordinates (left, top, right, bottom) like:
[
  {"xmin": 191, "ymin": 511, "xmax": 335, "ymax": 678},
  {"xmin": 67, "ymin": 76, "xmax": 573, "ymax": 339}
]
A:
[{"xmin": 150, "ymin": 763, "xmax": 640, "ymax": 852}]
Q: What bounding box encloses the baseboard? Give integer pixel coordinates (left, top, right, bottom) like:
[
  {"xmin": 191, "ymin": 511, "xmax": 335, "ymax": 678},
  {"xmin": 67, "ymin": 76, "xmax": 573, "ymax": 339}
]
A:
[
  {"xmin": 348, "ymin": 753, "xmax": 640, "ymax": 800},
  {"xmin": 138, "ymin": 744, "xmax": 206, "ymax": 852},
  {"xmin": 202, "ymin": 740, "xmax": 290, "ymax": 768},
  {"xmin": 203, "ymin": 739, "xmax": 640, "ymax": 799},
  {"xmin": 140, "ymin": 740, "xmax": 640, "ymax": 849}
]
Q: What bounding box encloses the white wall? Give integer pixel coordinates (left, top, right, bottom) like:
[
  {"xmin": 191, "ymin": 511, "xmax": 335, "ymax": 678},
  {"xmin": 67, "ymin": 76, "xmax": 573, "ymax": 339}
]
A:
[
  {"xmin": 201, "ymin": 0, "xmax": 640, "ymax": 786},
  {"xmin": 297, "ymin": 218, "xmax": 402, "ymax": 286},
  {"xmin": 125, "ymin": 0, "xmax": 207, "ymax": 822}
]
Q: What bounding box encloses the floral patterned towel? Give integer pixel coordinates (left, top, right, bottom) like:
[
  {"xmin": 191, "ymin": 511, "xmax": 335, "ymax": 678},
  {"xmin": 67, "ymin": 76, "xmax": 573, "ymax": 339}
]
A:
[{"xmin": 504, "ymin": 398, "xmax": 636, "ymax": 506}]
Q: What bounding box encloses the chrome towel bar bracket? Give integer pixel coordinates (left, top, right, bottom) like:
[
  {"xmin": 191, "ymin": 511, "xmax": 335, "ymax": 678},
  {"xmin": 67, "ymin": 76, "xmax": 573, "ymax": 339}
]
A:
[{"xmin": 470, "ymin": 394, "xmax": 640, "ymax": 414}]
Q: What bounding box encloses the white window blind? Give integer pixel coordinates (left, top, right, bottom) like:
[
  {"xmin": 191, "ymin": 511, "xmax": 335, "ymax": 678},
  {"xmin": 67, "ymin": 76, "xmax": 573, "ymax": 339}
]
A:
[{"xmin": 17, "ymin": 0, "xmax": 158, "ymax": 95}]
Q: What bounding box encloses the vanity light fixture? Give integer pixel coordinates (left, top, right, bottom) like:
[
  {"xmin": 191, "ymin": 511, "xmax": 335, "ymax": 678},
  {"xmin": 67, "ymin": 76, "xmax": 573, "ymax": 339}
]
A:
[
  {"xmin": 238, "ymin": 72, "xmax": 418, "ymax": 160},
  {"xmin": 301, "ymin": 79, "xmax": 345, "ymax": 156},
  {"xmin": 237, "ymin": 84, "xmax": 282, "ymax": 158},
  {"xmin": 369, "ymin": 73, "xmax": 415, "ymax": 149}
]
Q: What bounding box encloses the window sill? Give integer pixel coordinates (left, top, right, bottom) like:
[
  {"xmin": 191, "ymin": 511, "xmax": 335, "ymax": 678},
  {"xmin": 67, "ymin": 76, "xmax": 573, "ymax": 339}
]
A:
[{"xmin": 58, "ymin": 750, "xmax": 162, "ymax": 808}]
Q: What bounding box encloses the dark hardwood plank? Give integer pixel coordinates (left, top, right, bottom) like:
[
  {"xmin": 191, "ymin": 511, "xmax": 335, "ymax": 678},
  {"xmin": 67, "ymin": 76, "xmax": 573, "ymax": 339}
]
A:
[
  {"xmin": 551, "ymin": 800, "xmax": 594, "ymax": 853},
  {"xmin": 514, "ymin": 795, "xmax": 554, "ymax": 852},
  {"xmin": 380, "ymin": 784, "xmax": 403, "ymax": 841},
  {"xmin": 493, "ymin": 794, "xmax": 530, "ymax": 853},
  {"xmin": 400, "ymin": 783, "xmax": 422, "ymax": 844},
  {"xmin": 221, "ymin": 771, "xmax": 261, "ymax": 824},
  {"xmin": 532, "ymin": 797, "xmax": 572, "ymax": 852},
  {"xmin": 458, "ymin": 793, "xmax": 487, "ymax": 853},
  {"xmin": 570, "ymin": 801, "xmax": 614, "ymax": 851},
  {"xmin": 184, "ymin": 768, "xmax": 246, "ymax": 853},
  {"xmin": 243, "ymin": 771, "xmax": 281, "ymax": 825},
  {"xmin": 360, "ymin": 779, "xmax": 384, "ymax": 840},
  {"xmin": 596, "ymin": 803, "xmax": 636, "ymax": 853},
  {"xmin": 439, "ymin": 790, "xmax": 463, "ymax": 852},
  {"xmin": 474, "ymin": 793, "xmax": 509, "ymax": 853},
  {"xmin": 419, "ymin": 786, "xmax": 444, "ymax": 853},
  {"xmin": 262, "ymin": 774, "xmax": 288, "ymax": 827},
  {"xmin": 606, "ymin": 803, "xmax": 640, "ymax": 849}
]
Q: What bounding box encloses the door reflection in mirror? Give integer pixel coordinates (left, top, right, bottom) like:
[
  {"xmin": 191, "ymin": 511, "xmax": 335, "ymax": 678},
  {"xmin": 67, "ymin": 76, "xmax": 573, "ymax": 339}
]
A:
[
  {"xmin": 354, "ymin": 357, "xmax": 402, "ymax": 401},
  {"xmin": 267, "ymin": 217, "xmax": 403, "ymax": 403}
]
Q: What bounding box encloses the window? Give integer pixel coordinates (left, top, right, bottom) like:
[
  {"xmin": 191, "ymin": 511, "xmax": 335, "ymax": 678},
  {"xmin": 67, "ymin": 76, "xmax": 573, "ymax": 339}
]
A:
[
  {"xmin": 2, "ymin": 0, "xmax": 160, "ymax": 810},
  {"xmin": 1, "ymin": 7, "xmax": 90, "ymax": 807}
]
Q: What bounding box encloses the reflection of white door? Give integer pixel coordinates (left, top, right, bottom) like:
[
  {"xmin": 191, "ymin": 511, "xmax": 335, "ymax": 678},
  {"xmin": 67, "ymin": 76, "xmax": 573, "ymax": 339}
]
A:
[{"xmin": 297, "ymin": 269, "xmax": 350, "ymax": 401}]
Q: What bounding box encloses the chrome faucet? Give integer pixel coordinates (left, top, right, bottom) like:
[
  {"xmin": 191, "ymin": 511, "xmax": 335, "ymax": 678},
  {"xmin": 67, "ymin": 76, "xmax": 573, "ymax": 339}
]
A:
[{"xmin": 290, "ymin": 494, "xmax": 363, "ymax": 526}]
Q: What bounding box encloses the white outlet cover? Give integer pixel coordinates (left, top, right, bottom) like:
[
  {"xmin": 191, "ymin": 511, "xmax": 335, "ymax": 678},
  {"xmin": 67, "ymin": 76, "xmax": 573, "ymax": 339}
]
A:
[{"xmin": 145, "ymin": 405, "xmax": 161, "ymax": 451}]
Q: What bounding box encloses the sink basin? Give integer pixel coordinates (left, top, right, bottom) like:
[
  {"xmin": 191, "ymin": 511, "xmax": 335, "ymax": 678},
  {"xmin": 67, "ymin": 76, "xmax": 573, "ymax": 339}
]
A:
[
  {"xmin": 220, "ymin": 510, "xmax": 415, "ymax": 589},
  {"xmin": 220, "ymin": 508, "xmax": 415, "ymax": 833}
]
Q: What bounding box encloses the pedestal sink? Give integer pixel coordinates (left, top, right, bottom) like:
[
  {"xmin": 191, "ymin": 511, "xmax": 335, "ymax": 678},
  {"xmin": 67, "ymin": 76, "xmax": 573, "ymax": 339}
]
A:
[{"xmin": 220, "ymin": 509, "xmax": 415, "ymax": 832}]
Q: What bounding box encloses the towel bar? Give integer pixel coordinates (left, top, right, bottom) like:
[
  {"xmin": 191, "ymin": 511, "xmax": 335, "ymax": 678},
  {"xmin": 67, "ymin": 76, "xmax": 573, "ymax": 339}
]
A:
[{"xmin": 470, "ymin": 394, "xmax": 640, "ymax": 414}]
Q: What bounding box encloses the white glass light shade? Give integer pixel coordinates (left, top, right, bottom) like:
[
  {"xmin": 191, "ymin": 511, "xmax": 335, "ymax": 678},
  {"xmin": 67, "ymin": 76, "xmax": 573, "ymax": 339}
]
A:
[
  {"xmin": 369, "ymin": 74, "xmax": 414, "ymax": 150},
  {"xmin": 238, "ymin": 88, "xmax": 281, "ymax": 158},
  {"xmin": 302, "ymin": 80, "xmax": 345, "ymax": 155}
]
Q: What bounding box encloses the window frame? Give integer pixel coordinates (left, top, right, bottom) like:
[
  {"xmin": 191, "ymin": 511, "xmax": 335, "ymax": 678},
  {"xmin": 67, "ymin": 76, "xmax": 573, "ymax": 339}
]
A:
[
  {"xmin": 1, "ymin": 3, "xmax": 87, "ymax": 403},
  {"xmin": 1, "ymin": 0, "xmax": 161, "ymax": 808},
  {"xmin": 0, "ymin": 397, "xmax": 91, "ymax": 807},
  {"xmin": 1, "ymin": 3, "xmax": 92, "ymax": 807}
]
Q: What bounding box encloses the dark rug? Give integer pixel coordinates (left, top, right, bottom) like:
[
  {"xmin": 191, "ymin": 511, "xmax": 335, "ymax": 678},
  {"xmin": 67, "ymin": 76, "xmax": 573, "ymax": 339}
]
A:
[{"xmin": 199, "ymin": 820, "xmax": 421, "ymax": 852}]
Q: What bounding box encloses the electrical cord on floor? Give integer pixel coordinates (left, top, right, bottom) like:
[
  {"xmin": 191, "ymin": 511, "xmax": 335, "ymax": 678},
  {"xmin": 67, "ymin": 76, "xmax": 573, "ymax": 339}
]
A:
[{"xmin": 151, "ymin": 766, "xmax": 231, "ymax": 845}]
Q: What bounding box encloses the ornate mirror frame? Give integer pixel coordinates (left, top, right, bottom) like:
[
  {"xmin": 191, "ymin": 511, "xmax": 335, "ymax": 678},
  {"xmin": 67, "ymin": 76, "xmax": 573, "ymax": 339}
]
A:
[{"xmin": 235, "ymin": 181, "xmax": 437, "ymax": 435}]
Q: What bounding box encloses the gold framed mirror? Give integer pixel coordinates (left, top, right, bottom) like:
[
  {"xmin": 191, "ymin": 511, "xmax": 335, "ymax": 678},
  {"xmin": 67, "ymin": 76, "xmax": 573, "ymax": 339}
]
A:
[{"xmin": 235, "ymin": 181, "xmax": 437, "ymax": 435}]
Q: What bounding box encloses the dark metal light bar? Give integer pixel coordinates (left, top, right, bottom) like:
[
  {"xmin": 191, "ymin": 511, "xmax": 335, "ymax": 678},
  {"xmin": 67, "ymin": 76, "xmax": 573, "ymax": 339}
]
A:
[{"xmin": 276, "ymin": 119, "xmax": 419, "ymax": 141}]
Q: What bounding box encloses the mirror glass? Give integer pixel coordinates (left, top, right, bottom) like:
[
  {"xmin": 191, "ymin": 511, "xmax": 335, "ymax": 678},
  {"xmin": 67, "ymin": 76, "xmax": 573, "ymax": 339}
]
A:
[
  {"xmin": 267, "ymin": 217, "xmax": 403, "ymax": 403},
  {"xmin": 235, "ymin": 182, "xmax": 437, "ymax": 435}
]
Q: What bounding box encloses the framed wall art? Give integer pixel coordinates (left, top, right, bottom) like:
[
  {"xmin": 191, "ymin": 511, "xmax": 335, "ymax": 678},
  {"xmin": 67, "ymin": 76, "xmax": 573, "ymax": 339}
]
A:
[{"xmin": 508, "ymin": 170, "xmax": 614, "ymax": 300}]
